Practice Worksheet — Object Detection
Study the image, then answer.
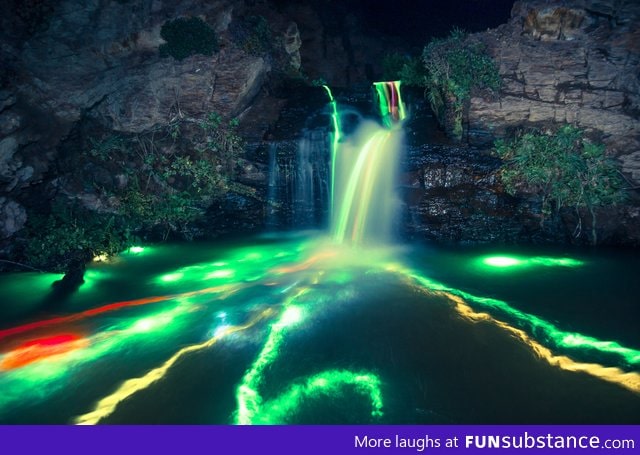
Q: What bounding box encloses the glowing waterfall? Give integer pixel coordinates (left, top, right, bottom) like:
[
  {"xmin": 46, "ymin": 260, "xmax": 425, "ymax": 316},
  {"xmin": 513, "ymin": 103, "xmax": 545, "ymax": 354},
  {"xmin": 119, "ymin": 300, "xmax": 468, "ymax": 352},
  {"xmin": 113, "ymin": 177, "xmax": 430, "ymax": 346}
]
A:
[
  {"xmin": 373, "ymin": 81, "xmax": 406, "ymax": 128},
  {"xmin": 327, "ymin": 81, "xmax": 405, "ymax": 244}
]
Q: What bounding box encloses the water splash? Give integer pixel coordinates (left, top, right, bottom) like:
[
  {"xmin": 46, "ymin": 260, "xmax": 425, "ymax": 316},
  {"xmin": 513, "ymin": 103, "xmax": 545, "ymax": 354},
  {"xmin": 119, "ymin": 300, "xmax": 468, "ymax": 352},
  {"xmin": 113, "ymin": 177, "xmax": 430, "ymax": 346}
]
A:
[{"xmin": 331, "ymin": 124, "xmax": 402, "ymax": 244}]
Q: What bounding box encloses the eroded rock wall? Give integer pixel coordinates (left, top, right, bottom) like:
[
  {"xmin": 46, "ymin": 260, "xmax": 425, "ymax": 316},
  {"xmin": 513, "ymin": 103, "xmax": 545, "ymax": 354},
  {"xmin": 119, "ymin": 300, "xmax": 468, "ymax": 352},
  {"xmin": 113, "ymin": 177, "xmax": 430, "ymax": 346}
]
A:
[
  {"xmin": 468, "ymin": 0, "xmax": 640, "ymax": 184},
  {"xmin": 0, "ymin": 0, "xmax": 305, "ymax": 253}
]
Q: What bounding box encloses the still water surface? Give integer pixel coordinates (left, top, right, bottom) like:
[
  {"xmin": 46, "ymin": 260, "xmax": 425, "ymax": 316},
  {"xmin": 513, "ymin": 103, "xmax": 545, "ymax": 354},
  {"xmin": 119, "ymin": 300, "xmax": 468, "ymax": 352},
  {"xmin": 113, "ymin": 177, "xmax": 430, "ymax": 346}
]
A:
[{"xmin": 0, "ymin": 234, "xmax": 638, "ymax": 424}]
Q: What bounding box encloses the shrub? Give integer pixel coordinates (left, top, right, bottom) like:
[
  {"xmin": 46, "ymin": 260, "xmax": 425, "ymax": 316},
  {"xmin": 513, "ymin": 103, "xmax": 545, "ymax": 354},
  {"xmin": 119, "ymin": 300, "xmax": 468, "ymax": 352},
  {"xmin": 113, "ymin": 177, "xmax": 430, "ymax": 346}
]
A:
[
  {"xmin": 24, "ymin": 200, "xmax": 134, "ymax": 272},
  {"xmin": 422, "ymin": 28, "xmax": 500, "ymax": 139},
  {"xmin": 234, "ymin": 15, "xmax": 272, "ymax": 56},
  {"xmin": 495, "ymin": 125, "xmax": 626, "ymax": 244},
  {"xmin": 381, "ymin": 52, "xmax": 426, "ymax": 87},
  {"xmin": 159, "ymin": 17, "xmax": 219, "ymax": 61},
  {"xmin": 22, "ymin": 112, "xmax": 244, "ymax": 271}
]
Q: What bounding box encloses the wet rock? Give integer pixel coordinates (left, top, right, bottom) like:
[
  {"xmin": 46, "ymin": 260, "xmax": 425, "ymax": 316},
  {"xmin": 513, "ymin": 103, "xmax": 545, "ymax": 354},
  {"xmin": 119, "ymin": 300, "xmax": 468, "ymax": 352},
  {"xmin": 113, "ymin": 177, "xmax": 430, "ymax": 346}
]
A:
[
  {"xmin": 0, "ymin": 197, "xmax": 27, "ymax": 239},
  {"xmin": 47, "ymin": 260, "xmax": 86, "ymax": 306},
  {"xmin": 284, "ymin": 22, "xmax": 302, "ymax": 70},
  {"xmin": 0, "ymin": 136, "xmax": 18, "ymax": 180},
  {"xmin": 0, "ymin": 111, "xmax": 21, "ymax": 136}
]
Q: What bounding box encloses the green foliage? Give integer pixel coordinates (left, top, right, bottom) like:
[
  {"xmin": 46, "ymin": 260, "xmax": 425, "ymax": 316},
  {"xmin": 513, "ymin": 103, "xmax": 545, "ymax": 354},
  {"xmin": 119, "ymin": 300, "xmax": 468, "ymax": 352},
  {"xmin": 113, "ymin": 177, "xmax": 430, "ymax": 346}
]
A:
[
  {"xmin": 89, "ymin": 135, "xmax": 128, "ymax": 160},
  {"xmin": 119, "ymin": 113, "xmax": 242, "ymax": 236},
  {"xmin": 495, "ymin": 125, "xmax": 626, "ymax": 244},
  {"xmin": 24, "ymin": 200, "xmax": 134, "ymax": 272},
  {"xmin": 239, "ymin": 15, "xmax": 273, "ymax": 56},
  {"xmin": 23, "ymin": 112, "xmax": 244, "ymax": 271},
  {"xmin": 381, "ymin": 52, "xmax": 426, "ymax": 87},
  {"xmin": 422, "ymin": 28, "xmax": 500, "ymax": 139},
  {"xmin": 159, "ymin": 17, "xmax": 219, "ymax": 61}
]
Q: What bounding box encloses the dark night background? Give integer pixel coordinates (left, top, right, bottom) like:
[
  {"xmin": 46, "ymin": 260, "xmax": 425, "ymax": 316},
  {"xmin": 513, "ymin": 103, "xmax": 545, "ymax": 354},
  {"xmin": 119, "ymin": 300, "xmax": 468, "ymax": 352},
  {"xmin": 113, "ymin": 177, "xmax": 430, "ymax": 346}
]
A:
[{"xmin": 327, "ymin": 0, "xmax": 515, "ymax": 42}]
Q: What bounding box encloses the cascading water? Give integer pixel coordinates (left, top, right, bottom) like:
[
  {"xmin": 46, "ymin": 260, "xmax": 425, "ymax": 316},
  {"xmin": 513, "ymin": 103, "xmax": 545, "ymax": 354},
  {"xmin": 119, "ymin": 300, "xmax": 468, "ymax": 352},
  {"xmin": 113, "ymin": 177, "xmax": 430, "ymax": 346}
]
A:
[
  {"xmin": 292, "ymin": 129, "xmax": 330, "ymax": 228},
  {"xmin": 265, "ymin": 143, "xmax": 280, "ymax": 229},
  {"xmin": 326, "ymin": 81, "xmax": 406, "ymax": 244}
]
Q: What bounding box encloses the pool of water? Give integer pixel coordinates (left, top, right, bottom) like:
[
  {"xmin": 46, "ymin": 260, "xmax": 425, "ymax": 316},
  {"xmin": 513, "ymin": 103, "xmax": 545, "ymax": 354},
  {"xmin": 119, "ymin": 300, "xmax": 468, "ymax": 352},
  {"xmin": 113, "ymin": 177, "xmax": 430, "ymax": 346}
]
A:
[{"xmin": 0, "ymin": 233, "xmax": 638, "ymax": 424}]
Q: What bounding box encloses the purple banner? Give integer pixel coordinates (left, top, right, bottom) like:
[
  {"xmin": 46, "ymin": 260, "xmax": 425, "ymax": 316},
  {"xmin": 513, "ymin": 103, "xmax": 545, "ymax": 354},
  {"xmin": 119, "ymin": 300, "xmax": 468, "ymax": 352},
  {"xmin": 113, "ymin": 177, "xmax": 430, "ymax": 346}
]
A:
[{"xmin": 1, "ymin": 425, "xmax": 638, "ymax": 454}]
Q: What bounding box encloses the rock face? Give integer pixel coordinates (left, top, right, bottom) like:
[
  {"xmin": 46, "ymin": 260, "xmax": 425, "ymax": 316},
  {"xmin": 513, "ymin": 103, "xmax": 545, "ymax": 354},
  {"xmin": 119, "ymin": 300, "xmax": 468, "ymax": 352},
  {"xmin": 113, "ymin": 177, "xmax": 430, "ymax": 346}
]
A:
[
  {"xmin": 0, "ymin": 197, "xmax": 26, "ymax": 239},
  {"xmin": 467, "ymin": 0, "xmax": 640, "ymax": 184},
  {"xmin": 276, "ymin": 3, "xmax": 398, "ymax": 87},
  {"xmin": 0, "ymin": 0, "xmax": 271, "ymax": 186},
  {"xmin": 0, "ymin": 0, "xmax": 302, "ymax": 252}
]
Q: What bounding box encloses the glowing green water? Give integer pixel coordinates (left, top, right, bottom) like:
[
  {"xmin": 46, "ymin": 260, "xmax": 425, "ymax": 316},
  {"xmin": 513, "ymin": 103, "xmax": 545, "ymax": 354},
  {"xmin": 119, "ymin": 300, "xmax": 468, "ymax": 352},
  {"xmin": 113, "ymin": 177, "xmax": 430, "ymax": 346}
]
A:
[{"xmin": 0, "ymin": 236, "xmax": 638, "ymax": 424}]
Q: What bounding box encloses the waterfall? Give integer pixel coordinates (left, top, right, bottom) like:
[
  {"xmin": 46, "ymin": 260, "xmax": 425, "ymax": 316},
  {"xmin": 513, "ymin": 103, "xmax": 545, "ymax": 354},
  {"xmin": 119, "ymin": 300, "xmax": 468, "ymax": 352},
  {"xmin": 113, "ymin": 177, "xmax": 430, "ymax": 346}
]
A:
[
  {"xmin": 265, "ymin": 143, "xmax": 280, "ymax": 229},
  {"xmin": 292, "ymin": 129, "xmax": 330, "ymax": 228},
  {"xmin": 265, "ymin": 81, "xmax": 406, "ymax": 240},
  {"xmin": 327, "ymin": 81, "xmax": 406, "ymax": 245}
]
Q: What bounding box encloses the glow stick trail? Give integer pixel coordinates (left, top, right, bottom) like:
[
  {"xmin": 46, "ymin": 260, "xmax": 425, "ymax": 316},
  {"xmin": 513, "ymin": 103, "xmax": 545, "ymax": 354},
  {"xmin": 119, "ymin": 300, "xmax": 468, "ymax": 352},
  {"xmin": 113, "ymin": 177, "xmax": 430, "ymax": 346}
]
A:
[
  {"xmin": 248, "ymin": 370, "xmax": 384, "ymax": 424},
  {"xmin": 388, "ymin": 269, "xmax": 640, "ymax": 378},
  {"xmin": 0, "ymin": 284, "xmax": 235, "ymax": 342},
  {"xmin": 373, "ymin": 81, "xmax": 406, "ymax": 127},
  {"xmin": 322, "ymin": 85, "xmax": 342, "ymax": 215},
  {"xmin": 432, "ymin": 289, "xmax": 640, "ymax": 393},
  {"xmin": 75, "ymin": 308, "xmax": 275, "ymax": 425},
  {"xmin": 234, "ymin": 286, "xmax": 384, "ymax": 425}
]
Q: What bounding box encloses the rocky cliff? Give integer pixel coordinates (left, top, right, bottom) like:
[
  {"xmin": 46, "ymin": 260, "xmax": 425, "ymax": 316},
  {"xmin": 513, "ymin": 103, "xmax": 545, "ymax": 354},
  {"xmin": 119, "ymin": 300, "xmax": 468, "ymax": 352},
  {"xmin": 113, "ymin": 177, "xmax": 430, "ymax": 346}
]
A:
[
  {"xmin": 468, "ymin": 0, "xmax": 640, "ymax": 185},
  {"xmin": 403, "ymin": 0, "xmax": 640, "ymax": 246},
  {"xmin": 0, "ymin": 0, "xmax": 399, "ymax": 256},
  {"xmin": 0, "ymin": 0, "xmax": 303, "ymax": 254}
]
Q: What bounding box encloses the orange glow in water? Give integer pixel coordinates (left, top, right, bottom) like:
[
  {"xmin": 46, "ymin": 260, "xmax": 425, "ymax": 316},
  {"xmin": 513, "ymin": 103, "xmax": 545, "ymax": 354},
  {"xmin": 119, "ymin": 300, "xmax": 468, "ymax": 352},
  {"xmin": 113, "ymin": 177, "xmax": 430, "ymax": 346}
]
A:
[{"xmin": 1, "ymin": 333, "xmax": 89, "ymax": 370}]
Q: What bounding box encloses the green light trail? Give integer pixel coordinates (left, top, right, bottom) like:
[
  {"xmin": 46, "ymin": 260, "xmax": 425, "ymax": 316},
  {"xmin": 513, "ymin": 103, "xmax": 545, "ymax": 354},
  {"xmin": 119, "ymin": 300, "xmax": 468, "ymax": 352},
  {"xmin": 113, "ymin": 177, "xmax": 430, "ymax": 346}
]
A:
[
  {"xmin": 322, "ymin": 85, "xmax": 342, "ymax": 216},
  {"xmin": 478, "ymin": 255, "xmax": 584, "ymax": 270},
  {"xmin": 234, "ymin": 285, "xmax": 384, "ymax": 425},
  {"xmin": 235, "ymin": 298, "xmax": 306, "ymax": 425},
  {"xmin": 400, "ymin": 268, "xmax": 640, "ymax": 368},
  {"xmin": 248, "ymin": 370, "xmax": 384, "ymax": 424},
  {"xmin": 153, "ymin": 241, "xmax": 306, "ymax": 290}
]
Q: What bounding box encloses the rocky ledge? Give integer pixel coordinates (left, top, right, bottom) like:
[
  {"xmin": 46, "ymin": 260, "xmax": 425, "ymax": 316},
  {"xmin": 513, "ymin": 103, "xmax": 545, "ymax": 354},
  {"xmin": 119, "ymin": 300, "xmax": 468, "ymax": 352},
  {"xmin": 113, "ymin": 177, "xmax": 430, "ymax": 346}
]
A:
[{"xmin": 467, "ymin": 0, "xmax": 640, "ymax": 185}]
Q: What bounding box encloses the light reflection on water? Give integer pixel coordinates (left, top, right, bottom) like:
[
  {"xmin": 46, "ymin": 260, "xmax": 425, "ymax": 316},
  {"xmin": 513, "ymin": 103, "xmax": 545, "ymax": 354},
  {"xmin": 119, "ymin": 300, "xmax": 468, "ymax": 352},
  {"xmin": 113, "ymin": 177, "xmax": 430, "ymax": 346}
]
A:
[{"xmin": 0, "ymin": 234, "xmax": 638, "ymax": 424}]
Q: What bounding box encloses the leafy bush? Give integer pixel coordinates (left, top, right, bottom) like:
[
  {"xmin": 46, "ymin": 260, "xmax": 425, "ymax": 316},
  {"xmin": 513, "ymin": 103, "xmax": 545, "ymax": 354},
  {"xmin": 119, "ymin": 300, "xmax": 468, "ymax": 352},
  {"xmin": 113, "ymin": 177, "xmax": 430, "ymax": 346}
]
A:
[
  {"xmin": 422, "ymin": 28, "xmax": 500, "ymax": 139},
  {"xmin": 236, "ymin": 15, "xmax": 272, "ymax": 56},
  {"xmin": 23, "ymin": 112, "xmax": 244, "ymax": 271},
  {"xmin": 24, "ymin": 200, "xmax": 134, "ymax": 272},
  {"xmin": 116, "ymin": 113, "xmax": 242, "ymax": 237},
  {"xmin": 160, "ymin": 17, "xmax": 219, "ymax": 61},
  {"xmin": 495, "ymin": 125, "xmax": 626, "ymax": 244},
  {"xmin": 381, "ymin": 52, "xmax": 426, "ymax": 86}
]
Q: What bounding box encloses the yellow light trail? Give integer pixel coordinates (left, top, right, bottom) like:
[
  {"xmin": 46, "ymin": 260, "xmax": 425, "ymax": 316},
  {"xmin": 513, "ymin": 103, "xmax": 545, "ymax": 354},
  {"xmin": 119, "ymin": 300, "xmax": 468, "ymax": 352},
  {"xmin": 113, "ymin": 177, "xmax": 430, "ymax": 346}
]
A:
[
  {"xmin": 74, "ymin": 307, "xmax": 275, "ymax": 425},
  {"xmin": 409, "ymin": 284, "xmax": 640, "ymax": 394}
]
